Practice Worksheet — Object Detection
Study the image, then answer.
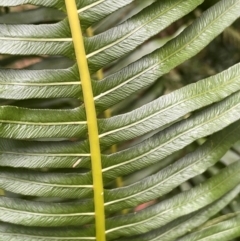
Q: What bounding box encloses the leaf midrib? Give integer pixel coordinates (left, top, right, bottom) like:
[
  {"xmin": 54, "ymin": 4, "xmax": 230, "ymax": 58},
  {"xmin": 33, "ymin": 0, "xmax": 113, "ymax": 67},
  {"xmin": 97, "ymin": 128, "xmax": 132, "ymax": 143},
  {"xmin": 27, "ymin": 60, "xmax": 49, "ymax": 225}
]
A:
[
  {"xmin": 0, "ymin": 176, "xmax": 93, "ymax": 188},
  {"xmin": 0, "ymin": 37, "xmax": 72, "ymax": 42},
  {"xmin": 0, "ymin": 206, "xmax": 94, "ymax": 217},
  {"xmin": 0, "ymin": 120, "xmax": 86, "ymax": 125},
  {"xmin": 78, "ymin": 0, "xmax": 106, "ymax": 13},
  {"xmin": 0, "ymin": 82, "xmax": 79, "ymax": 86},
  {"xmin": 0, "ymin": 232, "xmax": 95, "ymax": 240}
]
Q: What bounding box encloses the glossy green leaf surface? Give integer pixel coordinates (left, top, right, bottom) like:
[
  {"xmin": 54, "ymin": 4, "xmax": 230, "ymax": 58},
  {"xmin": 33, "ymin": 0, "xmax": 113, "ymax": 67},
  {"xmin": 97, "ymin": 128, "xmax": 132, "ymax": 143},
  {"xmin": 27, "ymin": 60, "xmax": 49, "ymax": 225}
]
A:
[
  {"xmin": 120, "ymin": 185, "xmax": 240, "ymax": 241},
  {"xmin": 0, "ymin": 0, "xmax": 240, "ymax": 240},
  {"xmin": 97, "ymin": 63, "xmax": 240, "ymax": 146},
  {"xmin": 93, "ymin": 0, "xmax": 240, "ymax": 111},
  {"xmin": 105, "ymin": 161, "xmax": 240, "ymax": 239},
  {"xmin": 104, "ymin": 120, "xmax": 240, "ymax": 212},
  {"xmin": 0, "ymin": 197, "xmax": 94, "ymax": 227},
  {"xmin": 178, "ymin": 214, "xmax": 240, "ymax": 241},
  {"xmin": 101, "ymin": 92, "xmax": 240, "ymax": 177}
]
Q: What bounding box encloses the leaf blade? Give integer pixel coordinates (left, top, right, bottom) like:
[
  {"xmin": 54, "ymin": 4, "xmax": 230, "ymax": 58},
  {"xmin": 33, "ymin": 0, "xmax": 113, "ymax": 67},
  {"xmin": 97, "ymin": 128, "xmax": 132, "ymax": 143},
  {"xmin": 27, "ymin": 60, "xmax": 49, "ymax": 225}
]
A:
[{"xmin": 105, "ymin": 160, "xmax": 240, "ymax": 239}]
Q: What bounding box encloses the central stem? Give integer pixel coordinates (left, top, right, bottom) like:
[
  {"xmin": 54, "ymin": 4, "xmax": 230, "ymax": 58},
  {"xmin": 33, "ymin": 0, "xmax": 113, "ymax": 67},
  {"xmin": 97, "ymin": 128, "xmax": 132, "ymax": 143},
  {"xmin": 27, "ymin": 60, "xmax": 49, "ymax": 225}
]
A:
[{"xmin": 65, "ymin": 1, "xmax": 106, "ymax": 241}]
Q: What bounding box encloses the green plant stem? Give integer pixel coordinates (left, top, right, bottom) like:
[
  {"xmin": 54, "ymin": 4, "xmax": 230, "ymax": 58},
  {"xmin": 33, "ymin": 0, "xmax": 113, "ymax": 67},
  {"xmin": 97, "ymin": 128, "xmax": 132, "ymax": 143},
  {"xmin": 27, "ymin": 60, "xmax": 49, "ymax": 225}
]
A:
[
  {"xmin": 0, "ymin": 189, "xmax": 4, "ymax": 196},
  {"xmin": 86, "ymin": 27, "xmax": 124, "ymax": 191},
  {"xmin": 65, "ymin": 1, "xmax": 106, "ymax": 241}
]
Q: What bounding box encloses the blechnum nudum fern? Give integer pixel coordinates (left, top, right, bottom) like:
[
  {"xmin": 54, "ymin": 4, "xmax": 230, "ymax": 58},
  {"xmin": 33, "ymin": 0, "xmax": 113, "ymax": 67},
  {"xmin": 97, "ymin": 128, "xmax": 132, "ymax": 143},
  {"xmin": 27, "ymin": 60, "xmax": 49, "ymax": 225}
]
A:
[{"xmin": 0, "ymin": 0, "xmax": 240, "ymax": 240}]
